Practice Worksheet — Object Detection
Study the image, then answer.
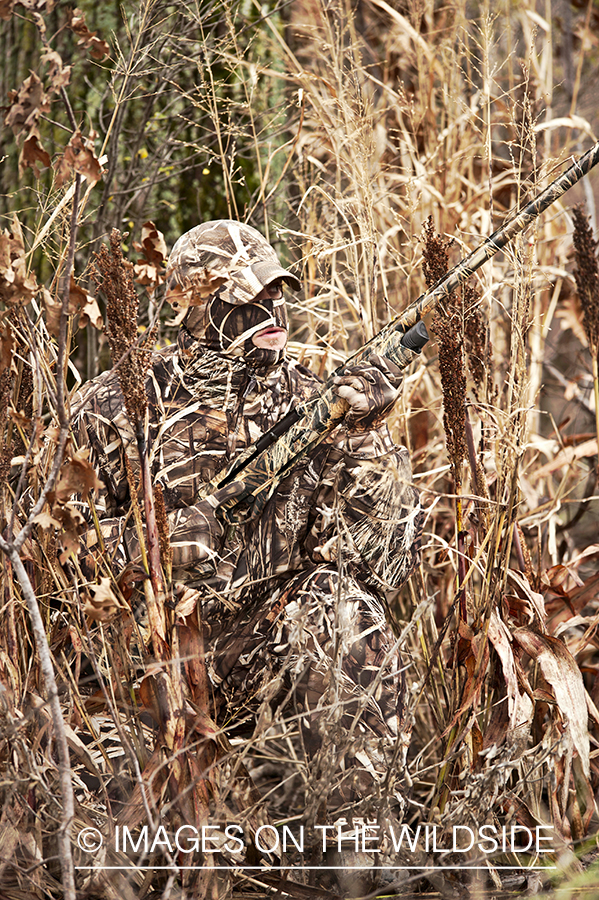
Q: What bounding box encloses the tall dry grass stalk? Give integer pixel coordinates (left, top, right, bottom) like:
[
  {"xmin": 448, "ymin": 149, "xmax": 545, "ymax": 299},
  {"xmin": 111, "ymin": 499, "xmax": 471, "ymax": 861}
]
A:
[{"xmin": 1, "ymin": 0, "xmax": 599, "ymax": 897}]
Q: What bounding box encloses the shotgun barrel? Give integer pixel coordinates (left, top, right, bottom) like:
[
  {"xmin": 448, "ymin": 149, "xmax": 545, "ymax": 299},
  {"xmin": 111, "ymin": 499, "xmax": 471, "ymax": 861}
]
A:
[{"xmin": 201, "ymin": 139, "xmax": 599, "ymax": 517}]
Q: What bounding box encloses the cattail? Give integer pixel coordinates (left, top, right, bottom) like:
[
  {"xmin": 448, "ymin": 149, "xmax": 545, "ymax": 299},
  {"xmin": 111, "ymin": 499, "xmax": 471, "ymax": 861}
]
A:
[{"xmin": 153, "ymin": 482, "xmax": 172, "ymax": 582}]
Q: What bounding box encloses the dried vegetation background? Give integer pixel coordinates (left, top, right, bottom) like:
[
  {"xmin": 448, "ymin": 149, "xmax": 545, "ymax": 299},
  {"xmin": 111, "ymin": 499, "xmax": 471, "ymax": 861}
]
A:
[{"xmin": 1, "ymin": 0, "xmax": 599, "ymax": 897}]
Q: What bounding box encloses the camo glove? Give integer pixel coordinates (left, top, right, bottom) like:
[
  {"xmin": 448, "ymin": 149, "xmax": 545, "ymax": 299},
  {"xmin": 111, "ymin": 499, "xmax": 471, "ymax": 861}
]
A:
[
  {"xmin": 333, "ymin": 354, "xmax": 403, "ymax": 433},
  {"xmin": 168, "ymin": 481, "xmax": 246, "ymax": 570}
]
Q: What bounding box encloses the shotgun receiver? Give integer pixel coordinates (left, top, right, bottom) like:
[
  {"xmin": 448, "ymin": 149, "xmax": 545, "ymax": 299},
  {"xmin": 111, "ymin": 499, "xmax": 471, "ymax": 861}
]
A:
[{"xmin": 201, "ymin": 139, "xmax": 599, "ymax": 517}]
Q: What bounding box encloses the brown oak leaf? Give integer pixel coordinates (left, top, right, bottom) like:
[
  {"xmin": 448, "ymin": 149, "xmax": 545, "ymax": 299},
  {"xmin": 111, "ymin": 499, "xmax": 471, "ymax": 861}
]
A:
[
  {"xmin": 41, "ymin": 49, "xmax": 72, "ymax": 93},
  {"xmin": 133, "ymin": 222, "xmax": 167, "ymax": 295},
  {"xmin": 34, "ymin": 501, "xmax": 85, "ymax": 563},
  {"xmin": 78, "ymin": 293, "xmax": 103, "ymax": 330}
]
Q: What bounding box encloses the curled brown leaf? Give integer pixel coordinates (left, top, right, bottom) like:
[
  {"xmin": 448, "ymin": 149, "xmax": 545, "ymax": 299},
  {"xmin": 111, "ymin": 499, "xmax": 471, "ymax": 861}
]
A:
[
  {"xmin": 55, "ymin": 131, "xmax": 102, "ymax": 188},
  {"xmin": 513, "ymin": 627, "xmax": 590, "ymax": 778},
  {"xmin": 68, "ymin": 7, "xmax": 109, "ymax": 59},
  {"xmin": 133, "ymin": 222, "xmax": 167, "ymax": 296},
  {"xmin": 19, "ymin": 126, "xmax": 51, "ymax": 177},
  {"xmin": 54, "ymin": 447, "xmax": 103, "ymax": 502},
  {"xmin": 82, "ymin": 577, "xmax": 127, "ymax": 623},
  {"xmin": 34, "ymin": 502, "xmax": 86, "ymax": 563},
  {"xmin": 41, "ymin": 48, "xmax": 71, "ymax": 92}
]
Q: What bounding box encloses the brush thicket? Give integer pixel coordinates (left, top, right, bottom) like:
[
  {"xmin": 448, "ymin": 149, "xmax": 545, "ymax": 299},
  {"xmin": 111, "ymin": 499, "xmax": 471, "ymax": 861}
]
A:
[{"xmin": 1, "ymin": 0, "xmax": 599, "ymax": 896}]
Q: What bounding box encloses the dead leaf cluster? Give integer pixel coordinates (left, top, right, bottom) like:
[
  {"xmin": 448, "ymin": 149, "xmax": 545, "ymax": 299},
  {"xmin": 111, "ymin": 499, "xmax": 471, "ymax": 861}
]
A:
[
  {"xmin": 0, "ymin": 215, "xmax": 38, "ymax": 306},
  {"xmin": 132, "ymin": 221, "xmax": 167, "ymax": 295},
  {"xmin": 34, "ymin": 448, "xmax": 102, "ymax": 563},
  {"xmin": 67, "ymin": 7, "xmax": 110, "ymax": 60}
]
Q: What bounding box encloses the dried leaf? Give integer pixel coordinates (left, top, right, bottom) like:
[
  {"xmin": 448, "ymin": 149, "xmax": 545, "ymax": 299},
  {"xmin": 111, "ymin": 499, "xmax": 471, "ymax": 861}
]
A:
[
  {"xmin": 513, "ymin": 628, "xmax": 590, "ymax": 778},
  {"xmin": 42, "ymin": 287, "xmax": 62, "ymax": 337},
  {"xmin": 534, "ymin": 439, "xmax": 599, "ymax": 480},
  {"xmin": 9, "ymin": 408, "xmax": 31, "ymax": 430},
  {"xmin": 78, "ymin": 293, "xmax": 103, "ymax": 330},
  {"xmin": 132, "ymin": 222, "xmax": 167, "ymax": 296},
  {"xmin": 55, "ymin": 131, "xmax": 102, "ymax": 188},
  {"xmin": 134, "ymin": 221, "xmax": 167, "ymax": 266},
  {"xmin": 69, "ymin": 275, "xmax": 88, "ymax": 310},
  {"xmin": 0, "ymin": 1, "xmax": 15, "ymax": 21},
  {"xmin": 82, "ymin": 577, "xmax": 127, "ymax": 622},
  {"xmin": 555, "ymin": 294, "xmax": 588, "ymax": 346},
  {"xmin": 0, "ymin": 320, "xmax": 13, "ymax": 373},
  {"xmin": 165, "ymin": 268, "xmax": 227, "ymax": 323},
  {"xmin": 133, "ymin": 261, "xmax": 159, "ymax": 287},
  {"xmin": 44, "ymin": 278, "xmax": 101, "ymax": 335},
  {"xmin": 19, "ymin": 126, "xmax": 51, "ymax": 177},
  {"xmin": 41, "ymin": 48, "xmax": 71, "ymax": 92},
  {"xmin": 64, "ymin": 722, "xmax": 103, "ymax": 775},
  {"xmin": 487, "ymin": 610, "xmax": 527, "ymax": 731},
  {"xmin": 0, "ymin": 215, "xmax": 39, "ymax": 306},
  {"xmin": 174, "ymin": 584, "xmax": 200, "ymax": 619},
  {"xmin": 68, "ymin": 7, "xmax": 110, "ymax": 59},
  {"xmin": 117, "ymin": 563, "xmax": 149, "ymax": 602},
  {"xmin": 506, "ymin": 569, "xmax": 546, "ymax": 624},
  {"xmin": 54, "ymin": 447, "xmax": 102, "ymax": 502},
  {"xmin": 33, "ymin": 509, "xmax": 61, "ymax": 531},
  {"xmin": 34, "ymin": 501, "xmax": 86, "ymax": 562},
  {"xmin": 4, "ymin": 72, "xmax": 50, "ymax": 140},
  {"xmin": 20, "ymin": 0, "xmax": 54, "ymax": 11}
]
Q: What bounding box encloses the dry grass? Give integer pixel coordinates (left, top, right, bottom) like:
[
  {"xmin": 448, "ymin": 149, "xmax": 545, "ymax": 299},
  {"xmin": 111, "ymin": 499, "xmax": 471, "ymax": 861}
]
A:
[{"xmin": 1, "ymin": 0, "xmax": 599, "ymax": 897}]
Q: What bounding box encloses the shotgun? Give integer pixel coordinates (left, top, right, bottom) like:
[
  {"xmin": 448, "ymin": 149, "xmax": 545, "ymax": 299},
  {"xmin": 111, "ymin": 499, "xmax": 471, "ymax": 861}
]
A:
[{"xmin": 201, "ymin": 139, "xmax": 599, "ymax": 518}]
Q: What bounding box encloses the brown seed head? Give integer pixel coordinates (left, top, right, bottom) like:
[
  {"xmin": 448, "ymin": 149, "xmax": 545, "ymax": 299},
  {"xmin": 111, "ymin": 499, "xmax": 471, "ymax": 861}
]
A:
[
  {"xmin": 92, "ymin": 229, "xmax": 156, "ymax": 423},
  {"xmin": 572, "ymin": 206, "xmax": 599, "ymax": 355},
  {"xmin": 423, "ymin": 217, "xmax": 467, "ymax": 488}
]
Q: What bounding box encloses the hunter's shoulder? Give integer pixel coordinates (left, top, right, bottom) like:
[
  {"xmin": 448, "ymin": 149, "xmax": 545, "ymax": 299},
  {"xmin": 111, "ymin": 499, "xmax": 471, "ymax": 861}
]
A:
[
  {"xmin": 74, "ymin": 364, "xmax": 123, "ymax": 421},
  {"xmin": 74, "ymin": 345, "xmax": 172, "ymax": 422}
]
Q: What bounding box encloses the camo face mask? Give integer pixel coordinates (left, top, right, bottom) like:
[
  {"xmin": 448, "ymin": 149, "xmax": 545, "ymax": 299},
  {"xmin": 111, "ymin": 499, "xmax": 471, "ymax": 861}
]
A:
[{"xmin": 188, "ymin": 285, "xmax": 289, "ymax": 369}]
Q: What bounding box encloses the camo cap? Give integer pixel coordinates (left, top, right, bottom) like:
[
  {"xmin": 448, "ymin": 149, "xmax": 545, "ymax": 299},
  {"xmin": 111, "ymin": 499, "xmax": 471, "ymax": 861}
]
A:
[{"xmin": 165, "ymin": 220, "xmax": 301, "ymax": 312}]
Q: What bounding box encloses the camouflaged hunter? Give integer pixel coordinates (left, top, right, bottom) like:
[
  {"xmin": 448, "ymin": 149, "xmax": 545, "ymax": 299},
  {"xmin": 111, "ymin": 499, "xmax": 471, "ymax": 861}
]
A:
[{"xmin": 76, "ymin": 220, "xmax": 423, "ymax": 808}]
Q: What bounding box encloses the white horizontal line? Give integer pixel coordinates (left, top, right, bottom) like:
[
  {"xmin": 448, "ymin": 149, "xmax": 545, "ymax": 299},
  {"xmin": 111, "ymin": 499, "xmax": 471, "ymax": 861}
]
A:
[{"xmin": 75, "ymin": 865, "xmax": 556, "ymax": 871}]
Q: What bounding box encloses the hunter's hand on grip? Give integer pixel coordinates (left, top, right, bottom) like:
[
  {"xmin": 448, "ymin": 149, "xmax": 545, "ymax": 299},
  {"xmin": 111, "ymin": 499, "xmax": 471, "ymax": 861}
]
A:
[
  {"xmin": 169, "ymin": 481, "xmax": 246, "ymax": 569},
  {"xmin": 333, "ymin": 354, "xmax": 403, "ymax": 432}
]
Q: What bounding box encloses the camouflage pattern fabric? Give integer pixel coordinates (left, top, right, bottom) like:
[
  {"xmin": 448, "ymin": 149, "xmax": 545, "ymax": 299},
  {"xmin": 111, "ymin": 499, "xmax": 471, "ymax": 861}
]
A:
[{"xmin": 76, "ymin": 220, "xmax": 423, "ymax": 813}]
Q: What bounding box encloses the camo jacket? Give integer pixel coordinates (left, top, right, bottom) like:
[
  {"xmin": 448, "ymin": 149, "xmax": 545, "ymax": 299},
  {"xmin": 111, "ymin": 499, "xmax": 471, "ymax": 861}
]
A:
[{"xmin": 75, "ymin": 331, "xmax": 422, "ymax": 610}]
